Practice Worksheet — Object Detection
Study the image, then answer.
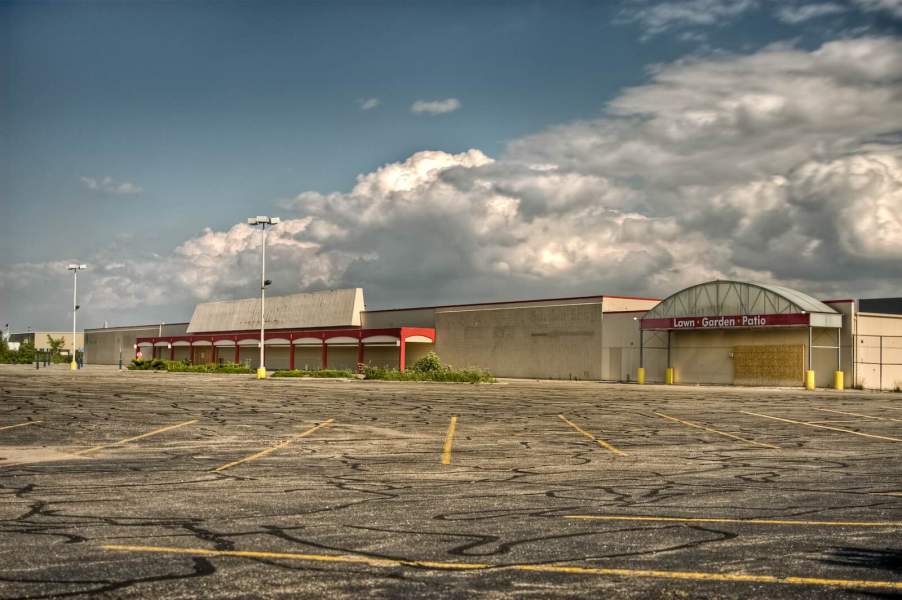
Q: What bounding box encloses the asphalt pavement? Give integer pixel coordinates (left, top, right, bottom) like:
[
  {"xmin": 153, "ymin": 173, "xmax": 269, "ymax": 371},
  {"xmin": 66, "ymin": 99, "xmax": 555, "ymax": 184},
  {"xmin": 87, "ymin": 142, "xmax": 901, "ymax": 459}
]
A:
[{"xmin": 1, "ymin": 365, "xmax": 901, "ymax": 598}]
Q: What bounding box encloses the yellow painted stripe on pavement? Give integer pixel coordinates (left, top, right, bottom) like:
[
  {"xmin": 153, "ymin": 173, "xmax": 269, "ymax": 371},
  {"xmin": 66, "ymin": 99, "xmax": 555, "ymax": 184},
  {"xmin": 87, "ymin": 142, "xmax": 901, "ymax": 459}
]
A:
[
  {"xmin": 815, "ymin": 407, "xmax": 902, "ymax": 423},
  {"xmin": 212, "ymin": 419, "xmax": 333, "ymax": 472},
  {"xmin": 654, "ymin": 412, "xmax": 778, "ymax": 449},
  {"xmin": 101, "ymin": 544, "xmax": 902, "ymax": 591},
  {"xmin": 0, "ymin": 421, "xmax": 42, "ymax": 432},
  {"xmin": 73, "ymin": 420, "xmax": 199, "ymax": 455},
  {"xmin": 741, "ymin": 411, "xmax": 902, "ymax": 442},
  {"xmin": 441, "ymin": 416, "xmax": 458, "ymax": 465},
  {"xmin": 563, "ymin": 515, "xmax": 902, "ymax": 527},
  {"xmin": 558, "ymin": 415, "xmax": 626, "ymax": 456}
]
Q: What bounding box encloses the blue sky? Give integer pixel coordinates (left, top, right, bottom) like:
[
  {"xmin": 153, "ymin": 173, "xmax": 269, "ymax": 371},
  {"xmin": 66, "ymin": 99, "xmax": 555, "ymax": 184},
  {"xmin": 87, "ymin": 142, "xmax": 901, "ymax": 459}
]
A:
[{"xmin": 2, "ymin": 0, "xmax": 901, "ymax": 330}]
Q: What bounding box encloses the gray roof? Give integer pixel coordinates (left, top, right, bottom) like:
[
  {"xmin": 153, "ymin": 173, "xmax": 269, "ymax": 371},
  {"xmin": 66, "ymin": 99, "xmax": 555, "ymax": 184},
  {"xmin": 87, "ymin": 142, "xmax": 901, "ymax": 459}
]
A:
[
  {"xmin": 187, "ymin": 288, "xmax": 364, "ymax": 333},
  {"xmin": 644, "ymin": 280, "xmax": 838, "ymax": 319}
]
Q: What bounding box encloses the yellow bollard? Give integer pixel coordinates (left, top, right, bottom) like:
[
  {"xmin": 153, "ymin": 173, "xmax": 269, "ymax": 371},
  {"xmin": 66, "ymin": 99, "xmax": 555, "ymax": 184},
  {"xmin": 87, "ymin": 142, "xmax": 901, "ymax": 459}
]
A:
[
  {"xmin": 834, "ymin": 370, "xmax": 844, "ymax": 390},
  {"xmin": 637, "ymin": 367, "xmax": 645, "ymax": 385},
  {"xmin": 665, "ymin": 367, "xmax": 674, "ymax": 385},
  {"xmin": 805, "ymin": 370, "xmax": 815, "ymax": 391},
  {"xmin": 256, "ymin": 367, "xmax": 267, "ymax": 380},
  {"xmin": 70, "ymin": 360, "xmax": 78, "ymax": 371}
]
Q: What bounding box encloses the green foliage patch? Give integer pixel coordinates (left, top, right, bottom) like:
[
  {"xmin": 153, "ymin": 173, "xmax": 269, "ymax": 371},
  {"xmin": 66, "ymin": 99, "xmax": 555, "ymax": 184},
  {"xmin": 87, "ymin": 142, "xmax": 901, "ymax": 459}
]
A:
[
  {"xmin": 129, "ymin": 359, "xmax": 252, "ymax": 374},
  {"xmin": 271, "ymin": 369, "xmax": 355, "ymax": 378},
  {"xmin": 364, "ymin": 352, "xmax": 494, "ymax": 384}
]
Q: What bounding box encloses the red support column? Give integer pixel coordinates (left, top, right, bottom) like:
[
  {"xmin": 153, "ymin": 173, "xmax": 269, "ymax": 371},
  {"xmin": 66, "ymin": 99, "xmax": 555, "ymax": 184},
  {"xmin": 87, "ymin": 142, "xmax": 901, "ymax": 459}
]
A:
[
  {"xmin": 289, "ymin": 343, "xmax": 295, "ymax": 370},
  {"xmin": 234, "ymin": 344, "xmax": 240, "ymax": 364},
  {"xmin": 212, "ymin": 345, "xmax": 217, "ymax": 365},
  {"xmin": 357, "ymin": 340, "xmax": 364, "ymax": 369},
  {"xmin": 135, "ymin": 345, "xmax": 139, "ymax": 360},
  {"xmin": 190, "ymin": 345, "xmax": 195, "ymax": 364},
  {"xmin": 169, "ymin": 345, "xmax": 175, "ymax": 360},
  {"xmin": 321, "ymin": 342, "xmax": 328, "ymax": 370},
  {"xmin": 399, "ymin": 339, "xmax": 406, "ymax": 372}
]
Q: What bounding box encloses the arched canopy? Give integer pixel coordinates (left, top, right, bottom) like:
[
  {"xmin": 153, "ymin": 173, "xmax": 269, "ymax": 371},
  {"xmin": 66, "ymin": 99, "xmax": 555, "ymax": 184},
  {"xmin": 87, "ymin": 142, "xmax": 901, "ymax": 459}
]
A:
[{"xmin": 642, "ymin": 280, "xmax": 841, "ymax": 330}]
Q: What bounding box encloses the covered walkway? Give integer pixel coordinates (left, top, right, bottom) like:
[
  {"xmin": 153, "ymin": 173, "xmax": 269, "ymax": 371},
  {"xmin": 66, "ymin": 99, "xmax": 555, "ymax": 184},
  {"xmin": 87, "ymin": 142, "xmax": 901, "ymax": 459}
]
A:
[{"xmin": 135, "ymin": 327, "xmax": 435, "ymax": 371}]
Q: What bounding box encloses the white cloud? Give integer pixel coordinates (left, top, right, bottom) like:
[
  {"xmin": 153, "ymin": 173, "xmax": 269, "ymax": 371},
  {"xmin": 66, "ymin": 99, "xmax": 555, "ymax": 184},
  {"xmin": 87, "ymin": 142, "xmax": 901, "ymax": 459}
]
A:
[
  {"xmin": 618, "ymin": 0, "xmax": 759, "ymax": 36},
  {"xmin": 410, "ymin": 98, "xmax": 461, "ymax": 115},
  {"xmin": 775, "ymin": 3, "xmax": 846, "ymax": 23},
  {"xmin": 358, "ymin": 97, "xmax": 380, "ymax": 110},
  {"xmin": 81, "ymin": 176, "xmax": 143, "ymax": 195},
  {"xmin": 5, "ymin": 36, "xmax": 902, "ymax": 328},
  {"xmin": 853, "ymin": 0, "xmax": 902, "ymax": 18}
]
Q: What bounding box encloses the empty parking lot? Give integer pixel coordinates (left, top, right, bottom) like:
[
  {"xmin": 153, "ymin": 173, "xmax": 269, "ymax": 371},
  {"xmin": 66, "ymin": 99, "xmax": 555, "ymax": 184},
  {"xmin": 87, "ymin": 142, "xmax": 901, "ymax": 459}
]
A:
[{"xmin": 1, "ymin": 365, "xmax": 901, "ymax": 598}]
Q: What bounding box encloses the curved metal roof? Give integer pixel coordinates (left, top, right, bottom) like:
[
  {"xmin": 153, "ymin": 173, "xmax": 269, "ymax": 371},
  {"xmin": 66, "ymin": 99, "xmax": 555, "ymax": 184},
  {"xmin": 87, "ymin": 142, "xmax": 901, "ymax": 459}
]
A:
[{"xmin": 643, "ymin": 280, "xmax": 838, "ymax": 320}]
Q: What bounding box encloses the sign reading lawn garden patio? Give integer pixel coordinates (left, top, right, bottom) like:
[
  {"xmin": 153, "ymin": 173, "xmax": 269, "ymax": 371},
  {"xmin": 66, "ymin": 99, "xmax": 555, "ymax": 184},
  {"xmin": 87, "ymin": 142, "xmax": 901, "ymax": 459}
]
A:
[{"xmin": 641, "ymin": 313, "xmax": 811, "ymax": 330}]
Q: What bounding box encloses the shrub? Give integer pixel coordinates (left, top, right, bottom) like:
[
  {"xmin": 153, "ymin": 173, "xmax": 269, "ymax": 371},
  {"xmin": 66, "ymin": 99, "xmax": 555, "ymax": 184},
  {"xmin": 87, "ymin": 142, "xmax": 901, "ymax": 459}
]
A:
[
  {"xmin": 412, "ymin": 351, "xmax": 442, "ymax": 374},
  {"xmin": 272, "ymin": 369, "xmax": 354, "ymax": 378}
]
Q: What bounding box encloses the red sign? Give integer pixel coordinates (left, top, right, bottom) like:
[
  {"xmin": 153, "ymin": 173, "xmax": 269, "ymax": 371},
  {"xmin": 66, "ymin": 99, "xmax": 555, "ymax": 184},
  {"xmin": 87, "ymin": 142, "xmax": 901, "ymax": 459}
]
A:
[{"xmin": 641, "ymin": 313, "xmax": 810, "ymax": 330}]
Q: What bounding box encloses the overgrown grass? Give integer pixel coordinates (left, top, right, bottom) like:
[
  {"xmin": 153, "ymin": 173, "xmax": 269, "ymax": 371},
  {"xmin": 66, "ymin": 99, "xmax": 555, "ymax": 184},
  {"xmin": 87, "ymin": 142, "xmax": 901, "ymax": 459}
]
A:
[
  {"xmin": 128, "ymin": 359, "xmax": 252, "ymax": 374},
  {"xmin": 272, "ymin": 369, "xmax": 354, "ymax": 378},
  {"xmin": 363, "ymin": 352, "xmax": 494, "ymax": 384},
  {"xmin": 363, "ymin": 366, "xmax": 493, "ymax": 383}
]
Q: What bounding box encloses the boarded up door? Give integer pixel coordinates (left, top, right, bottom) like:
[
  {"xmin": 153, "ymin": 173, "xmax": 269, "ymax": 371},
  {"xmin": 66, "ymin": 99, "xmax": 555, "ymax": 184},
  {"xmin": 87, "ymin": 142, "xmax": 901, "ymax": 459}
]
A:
[{"xmin": 733, "ymin": 344, "xmax": 803, "ymax": 386}]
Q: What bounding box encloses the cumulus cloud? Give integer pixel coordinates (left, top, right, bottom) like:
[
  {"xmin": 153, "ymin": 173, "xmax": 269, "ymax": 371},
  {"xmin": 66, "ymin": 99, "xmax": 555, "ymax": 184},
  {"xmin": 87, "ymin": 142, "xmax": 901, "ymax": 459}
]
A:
[
  {"xmin": 775, "ymin": 3, "xmax": 846, "ymax": 23},
  {"xmin": 81, "ymin": 176, "xmax": 143, "ymax": 195},
  {"xmin": 358, "ymin": 97, "xmax": 380, "ymax": 110},
  {"xmin": 411, "ymin": 98, "xmax": 461, "ymax": 115},
  {"xmin": 5, "ymin": 36, "xmax": 902, "ymax": 328}
]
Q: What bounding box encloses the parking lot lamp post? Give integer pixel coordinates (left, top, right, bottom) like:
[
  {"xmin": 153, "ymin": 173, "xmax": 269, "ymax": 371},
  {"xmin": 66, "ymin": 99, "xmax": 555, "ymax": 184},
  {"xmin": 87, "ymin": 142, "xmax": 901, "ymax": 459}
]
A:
[
  {"xmin": 247, "ymin": 217, "xmax": 279, "ymax": 379},
  {"xmin": 67, "ymin": 264, "xmax": 86, "ymax": 371}
]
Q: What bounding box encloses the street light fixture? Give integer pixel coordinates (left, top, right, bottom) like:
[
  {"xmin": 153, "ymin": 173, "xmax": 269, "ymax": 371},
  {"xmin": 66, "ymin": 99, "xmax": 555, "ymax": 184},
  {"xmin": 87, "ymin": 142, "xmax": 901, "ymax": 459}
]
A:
[
  {"xmin": 247, "ymin": 216, "xmax": 279, "ymax": 379},
  {"xmin": 67, "ymin": 264, "xmax": 87, "ymax": 371}
]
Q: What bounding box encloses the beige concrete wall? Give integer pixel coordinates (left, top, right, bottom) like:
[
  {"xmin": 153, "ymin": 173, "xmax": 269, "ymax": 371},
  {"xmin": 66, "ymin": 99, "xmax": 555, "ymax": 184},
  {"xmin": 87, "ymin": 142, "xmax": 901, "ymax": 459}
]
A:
[
  {"xmin": 294, "ymin": 346, "xmax": 323, "ymax": 371},
  {"xmin": 326, "ymin": 347, "xmax": 357, "ymax": 371},
  {"xmin": 597, "ymin": 312, "xmax": 648, "ymax": 382},
  {"xmin": 362, "ymin": 308, "xmax": 436, "ymax": 328},
  {"xmin": 855, "ymin": 312, "xmax": 902, "ymax": 390},
  {"xmin": 435, "ymin": 302, "xmax": 603, "ymax": 379},
  {"xmin": 602, "ymin": 297, "xmax": 660, "ymax": 312},
  {"xmin": 85, "ymin": 323, "xmax": 189, "ymax": 364},
  {"xmin": 364, "ymin": 346, "xmax": 401, "ymax": 369}
]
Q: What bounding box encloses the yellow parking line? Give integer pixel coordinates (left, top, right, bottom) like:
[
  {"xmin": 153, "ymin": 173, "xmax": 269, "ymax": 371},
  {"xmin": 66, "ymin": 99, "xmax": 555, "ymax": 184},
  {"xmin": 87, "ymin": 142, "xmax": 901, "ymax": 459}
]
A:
[
  {"xmin": 101, "ymin": 544, "xmax": 902, "ymax": 591},
  {"xmin": 558, "ymin": 415, "xmax": 626, "ymax": 456},
  {"xmin": 741, "ymin": 411, "xmax": 902, "ymax": 442},
  {"xmin": 815, "ymin": 407, "xmax": 902, "ymax": 423},
  {"xmin": 212, "ymin": 419, "xmax": 333, "ymax": 472},
  {"xmin": 441, "ymin": 416, "xmax": 458, "ymax": 465},
  {"xmin": 563, "ymin": 515, "xmax": 902, "ymax": 527},
  {"xmin": 654, "ymin": 412, "xmax": 778, "ymax": 449},
  {"xmin": 0, "ymin": 421, "xmax": 42, "ymax": 432},
  {"xmin": 73, "ymin": 420, "xmax": 199, "ymax": 455}
]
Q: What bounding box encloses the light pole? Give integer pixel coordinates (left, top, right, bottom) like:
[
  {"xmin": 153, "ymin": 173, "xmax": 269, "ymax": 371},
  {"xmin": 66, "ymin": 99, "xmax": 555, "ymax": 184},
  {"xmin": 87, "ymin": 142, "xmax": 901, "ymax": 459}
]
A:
[
  {"xmin": 247, "ymin": 216, "xmax": 279, "ymax": 379},
  {"xmin": 67, "ymin": 264, "xmax": 87, "ymax": 370}
]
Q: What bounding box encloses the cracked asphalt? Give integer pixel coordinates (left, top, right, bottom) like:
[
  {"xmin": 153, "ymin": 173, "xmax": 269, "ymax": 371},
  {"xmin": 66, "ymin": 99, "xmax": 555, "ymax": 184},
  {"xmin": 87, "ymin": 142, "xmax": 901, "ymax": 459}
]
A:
[{"xmin": 1, "ymin": 364, "xmax": 901, "ymax": 599}]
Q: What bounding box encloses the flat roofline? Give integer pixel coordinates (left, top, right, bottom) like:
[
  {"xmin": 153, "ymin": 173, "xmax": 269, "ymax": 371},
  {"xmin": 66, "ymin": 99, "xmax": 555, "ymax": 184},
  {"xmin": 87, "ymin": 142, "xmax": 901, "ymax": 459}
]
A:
[
  {"xmin": 822, "ymin": 299, "xmax": 854, "ymax": 304},
  {"xmin": 858, "ymin": 311, "xmax": 902, "ymax": 319},
  {"xmin": 84, "ymin": 322, "xmax": 190, "ymax": 332},
  {"xmin": 364, "ymin": 293, "xmax": 659, "ymax": 314}
]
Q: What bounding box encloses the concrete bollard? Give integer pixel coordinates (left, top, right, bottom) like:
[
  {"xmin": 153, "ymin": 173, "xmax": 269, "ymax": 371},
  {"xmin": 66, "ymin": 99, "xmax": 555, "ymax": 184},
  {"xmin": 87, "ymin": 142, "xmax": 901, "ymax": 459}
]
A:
[
  {"xmin": 665, "ymin": 367, "xmax": 674, "ymax": 385},
  {"xmin": 805, "ymin": 370, "xmax": 815, "ymax": 391},
  {"xmin": 637, "ymin": 367, "xmax": 645, "ymax": 385},
  {"xmin": 834, "ymin": 370, "xmax": 844, "ymax": 390}
]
